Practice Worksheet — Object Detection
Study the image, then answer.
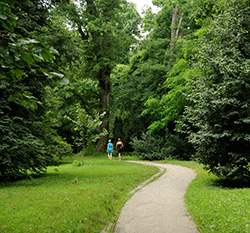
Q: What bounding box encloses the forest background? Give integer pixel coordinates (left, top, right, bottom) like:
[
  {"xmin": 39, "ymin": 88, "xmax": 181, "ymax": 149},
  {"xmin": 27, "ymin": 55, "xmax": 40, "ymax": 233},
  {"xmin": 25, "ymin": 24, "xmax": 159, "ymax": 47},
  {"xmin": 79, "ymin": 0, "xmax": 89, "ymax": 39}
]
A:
[{"xmin": 1, "ymin": 0, "xmax": 250, "ymax": 181}]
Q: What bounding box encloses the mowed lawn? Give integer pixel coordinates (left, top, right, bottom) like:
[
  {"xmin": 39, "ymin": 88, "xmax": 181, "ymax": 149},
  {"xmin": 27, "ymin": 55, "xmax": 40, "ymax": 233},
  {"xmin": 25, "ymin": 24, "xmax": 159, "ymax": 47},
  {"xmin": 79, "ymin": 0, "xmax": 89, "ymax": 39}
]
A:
[
  {"xmin": 162, "ymin": 160, "xmax": 250, "ymax": 233},
  {"xmin": 0, "ymin": 155, "xmax": 159, "ymax": 233},
  {"xmin": 1, "ymin": 156, "xmax": 250, "ymax": 233}
]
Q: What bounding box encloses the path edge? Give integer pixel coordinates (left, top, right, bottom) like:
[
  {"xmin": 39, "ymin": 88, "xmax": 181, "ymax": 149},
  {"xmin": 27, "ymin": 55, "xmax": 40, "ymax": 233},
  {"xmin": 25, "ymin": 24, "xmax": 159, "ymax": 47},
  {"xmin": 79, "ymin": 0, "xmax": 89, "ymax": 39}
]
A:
[{"xmin": 101, "ymin": 160, "xmax": 166, "ymax": 233}]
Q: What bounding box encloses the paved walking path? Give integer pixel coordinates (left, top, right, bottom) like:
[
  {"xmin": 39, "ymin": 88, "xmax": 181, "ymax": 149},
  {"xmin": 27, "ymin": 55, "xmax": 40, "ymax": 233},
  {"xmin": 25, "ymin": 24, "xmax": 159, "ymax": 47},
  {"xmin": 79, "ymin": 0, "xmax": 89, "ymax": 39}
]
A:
[{"xmin": 113, "ymin": 161, "xmax": 200, "ymax": 233}]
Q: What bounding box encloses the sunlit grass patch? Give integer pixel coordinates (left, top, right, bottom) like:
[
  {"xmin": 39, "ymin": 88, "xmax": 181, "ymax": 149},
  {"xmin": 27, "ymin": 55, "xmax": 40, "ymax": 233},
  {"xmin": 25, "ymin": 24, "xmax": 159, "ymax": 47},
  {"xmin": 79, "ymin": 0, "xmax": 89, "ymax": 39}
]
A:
[
  {"xmin": 186, "ymin": 170, "xmax": 250, "ymax": 232},
  {"xmin": 161, "ymin": 159, "xmax": 250, "ymax": 233},
  {"xmin": 0, "ymin": 155, "xmax": 158, "ymax": 233}
]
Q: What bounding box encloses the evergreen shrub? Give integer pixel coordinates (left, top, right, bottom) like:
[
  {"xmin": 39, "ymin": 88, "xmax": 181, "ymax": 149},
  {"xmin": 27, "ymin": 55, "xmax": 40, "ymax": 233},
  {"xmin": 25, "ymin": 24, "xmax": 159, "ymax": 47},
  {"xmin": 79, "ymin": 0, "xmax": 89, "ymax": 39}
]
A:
[{"xmin": 130, "ymin": 131, "xmax": 193, "ymax": 160}]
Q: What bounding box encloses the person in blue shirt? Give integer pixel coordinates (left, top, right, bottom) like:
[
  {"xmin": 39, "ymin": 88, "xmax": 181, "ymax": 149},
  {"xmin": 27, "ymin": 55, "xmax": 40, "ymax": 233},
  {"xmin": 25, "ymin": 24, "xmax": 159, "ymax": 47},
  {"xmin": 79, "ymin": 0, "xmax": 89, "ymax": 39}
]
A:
[{"xmin": 107, "ymin": 139, "xmax": 113, "ymax": 160}]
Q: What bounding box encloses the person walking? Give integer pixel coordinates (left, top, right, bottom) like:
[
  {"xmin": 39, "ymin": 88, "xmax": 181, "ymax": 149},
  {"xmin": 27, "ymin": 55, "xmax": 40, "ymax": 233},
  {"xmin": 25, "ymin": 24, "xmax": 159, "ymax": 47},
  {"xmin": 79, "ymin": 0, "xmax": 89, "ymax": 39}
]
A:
[
  {"xmin": 116, "ymin": 138, "xmax": 124, "ymax": 161},
  {"xmin": 107, "ymin": 139, "xmax": 113, "ymax": 160}
]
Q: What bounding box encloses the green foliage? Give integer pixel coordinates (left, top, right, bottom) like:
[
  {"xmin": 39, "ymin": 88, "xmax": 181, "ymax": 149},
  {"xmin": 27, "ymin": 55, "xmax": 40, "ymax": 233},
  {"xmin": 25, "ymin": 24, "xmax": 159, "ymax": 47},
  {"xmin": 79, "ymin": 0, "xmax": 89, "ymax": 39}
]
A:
[
  {"xmin": 44, "ymin": 132, "xmax": 73, "ymax": 159},
  {"xmin": 130, "ymin": 131, "xmax": 193, "ymax": 160},
  {"xmin": 112, "ymin": 0, "xmax": 197, "ymax": 155},
  {"xmin": 44, "ymin": 73, "xmax": 99, "ymax": 152},
  {"xmin": 68, "ymin": 104, "xmax": 106, "ymax": 148},
  {"xmin": 111, "ymin": 61, "xmax": 155, "ymax": 150},
  {"xmin": 163, "ymin": 131, "xmax": 194, "ymax": 160},
  {"xmin": 72, "ymin": 160, "xmax": 82, "ymax": 167},
  {"xmin": 192, "ymin": 0, "xmax": 226, "ymax": 25},
  {"xmin": 0, "ymin": 78, "xmax": 73, "ymax": 180},
  {"xmin": 84, "ymin": 144, "xmax": 96, "ymax": 155},
  {"xmin": 4, "ymin": 0, "xmax": 250, "ymax": 184},
  {"xmin": 130, "ymin": 132, "xmax": 166, "ymax": 160},
  {"xmin": 0, "ymin": 1, "xmax": 17, "ymax": 32},
  {"xmin": 0, "ymin": 80, "xmax": 50, "ymax": 179},
  {"xmin": 182, "ymin": 0, "xmax": 250, "ymax": 180},
  {"xmin": 143, "ymin": 50, "xmax": 197, "ymax": 133},
  {"xmin": 150, "ymin": 2, "xmax": 172, "ymax": 39},
  {"xmin": 11, "ymin": 0, "xmax": 49, "ymax": 37},
  {"xmin": 52, "ymin": 0, "xmax": 141, "ymax": 151},
  {"xmin": 111, "ymin": 3, "xmax": 174, "ymax": 147},
  {"xmin": 0, "ymin": 0, "xmax": 64, "ymax": 109},
  {"xmin": 0, "ymin": 0, "xmax": 72, "ymax": 180}
]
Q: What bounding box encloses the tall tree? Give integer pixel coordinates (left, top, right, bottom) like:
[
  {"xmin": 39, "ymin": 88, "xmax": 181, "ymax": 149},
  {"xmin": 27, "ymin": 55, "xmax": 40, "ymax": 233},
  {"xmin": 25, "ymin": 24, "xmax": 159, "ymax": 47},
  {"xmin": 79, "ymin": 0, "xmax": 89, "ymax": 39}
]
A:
[
  {"xmin": 54, "ymin": 0, "xmax": 140, "ymax": 151},
  {"xmin": 112, "ymin": 0, "xmax": 197, "ymax": 158},
  {"xmin": 183, "ymin": 0, "xmax": 250, "ymax": 180},
  {"xmin": 0, "ymin": 0, "xmax": 72, "ymax": 179}
]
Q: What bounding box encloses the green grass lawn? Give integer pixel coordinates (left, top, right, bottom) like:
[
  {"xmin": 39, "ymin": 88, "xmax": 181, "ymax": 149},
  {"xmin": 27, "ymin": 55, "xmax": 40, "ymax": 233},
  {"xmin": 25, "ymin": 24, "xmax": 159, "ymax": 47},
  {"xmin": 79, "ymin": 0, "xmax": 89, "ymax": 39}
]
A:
[
  {"xmin": 1, "ymin": 155, "xmax": 250, "ymax": 233},
  {"xmin": 161, "ymin": 160, "xmax": 250, "ymax": 233},
  {"xmin": 0, "ymin": 155, "xmax": 158, "ymax": 233}
]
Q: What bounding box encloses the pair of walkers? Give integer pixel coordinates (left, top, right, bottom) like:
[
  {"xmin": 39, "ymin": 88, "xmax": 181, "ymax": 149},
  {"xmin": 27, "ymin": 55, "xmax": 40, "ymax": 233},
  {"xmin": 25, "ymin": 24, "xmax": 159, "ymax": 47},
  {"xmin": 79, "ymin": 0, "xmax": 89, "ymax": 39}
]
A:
[{"xmin": 107, "ymin": 138, "xmax": 124, "ymax": 161}]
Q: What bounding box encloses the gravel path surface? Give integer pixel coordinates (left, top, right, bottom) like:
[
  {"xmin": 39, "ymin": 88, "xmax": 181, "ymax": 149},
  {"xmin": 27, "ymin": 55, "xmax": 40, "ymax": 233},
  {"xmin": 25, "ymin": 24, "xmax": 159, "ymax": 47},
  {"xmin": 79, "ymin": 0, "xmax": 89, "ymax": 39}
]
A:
[{"xmin": 113, "ymin": 161, "xmax": 200, "ymax": 233}]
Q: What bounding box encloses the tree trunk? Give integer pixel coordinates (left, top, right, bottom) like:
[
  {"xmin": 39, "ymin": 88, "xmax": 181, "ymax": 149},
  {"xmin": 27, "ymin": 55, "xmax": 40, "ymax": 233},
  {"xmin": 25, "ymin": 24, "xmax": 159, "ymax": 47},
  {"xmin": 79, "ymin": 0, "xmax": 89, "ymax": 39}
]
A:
[
  {"xmin": 96, "ymin": 69, "xmax": 111, "ymax": 152},
  {"xmin": 175, "ymin": 17, "xmax": 182, "ymax": 39},
  {"xmin": 77, "ymin": 0, "xmax": 117, "ymax": 152},
  {"xmin": 170, "ymin": 4, "xmax": 179, "ymax": 51}
]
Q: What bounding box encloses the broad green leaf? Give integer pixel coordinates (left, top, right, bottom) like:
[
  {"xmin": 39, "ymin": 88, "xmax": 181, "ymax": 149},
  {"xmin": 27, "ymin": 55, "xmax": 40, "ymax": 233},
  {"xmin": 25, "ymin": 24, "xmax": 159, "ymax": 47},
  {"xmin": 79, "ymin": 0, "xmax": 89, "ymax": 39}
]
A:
[
  {"xmin": 0, "ymin": 20, "xmax": 14, "ymax": 32},
  {"xmin": 41, "ymin": 51, "xmax": 52, "ymax": 61},
  {"xmin": 49, "ymin": 47, "xmax": 59, "ymax": 55},
  {"xmin": 21, "ymin": 53, "xmax": 34, "ymax": 66},
  {"xmin": 33, "ymin": 54, "xmax": 43, "ymax": 62},
  {"xmin": 7, "ymin": 96, "xmax": 16, "ymax": 101},
  {"xmin": 13, "ymin": 68, "xmax": 25, "ymax": 78},
  {"xmin": 19, "ymin": 98, "xmax": 27, "ymax": 107},
  {"xmin": 6, "ymin": 0, "xmax": 16, "ymax": 6}
]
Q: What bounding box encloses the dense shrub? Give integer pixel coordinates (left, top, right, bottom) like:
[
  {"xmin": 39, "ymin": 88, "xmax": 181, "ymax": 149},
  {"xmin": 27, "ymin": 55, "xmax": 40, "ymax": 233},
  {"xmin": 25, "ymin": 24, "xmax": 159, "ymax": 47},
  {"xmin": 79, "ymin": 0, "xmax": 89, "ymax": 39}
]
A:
[
  {"xmin": 130, "ymin": 131, "xmax": 193, "ymax": 160},
  {"xmin": 0, "ymin": 76, "xmax": 72, "ymax": 180},
  {"xmin": 164, "ymin": 131, "xmax": 194, "ymax": 160},
  {"xmin": 182, "ymin": 0, "xmax": 250, "ymax": 181},
  {"xmin": 130, "ymin": 132, "xmax": 165, "ymax": 160}
]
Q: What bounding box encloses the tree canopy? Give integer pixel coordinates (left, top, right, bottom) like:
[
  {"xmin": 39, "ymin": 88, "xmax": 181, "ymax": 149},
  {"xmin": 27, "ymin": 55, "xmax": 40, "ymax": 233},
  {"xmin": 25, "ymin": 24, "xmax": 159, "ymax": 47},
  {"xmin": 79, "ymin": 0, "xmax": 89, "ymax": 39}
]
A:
[{"xmin": 1, "ymin": 0, "xmax": 250, "ymax": 181}]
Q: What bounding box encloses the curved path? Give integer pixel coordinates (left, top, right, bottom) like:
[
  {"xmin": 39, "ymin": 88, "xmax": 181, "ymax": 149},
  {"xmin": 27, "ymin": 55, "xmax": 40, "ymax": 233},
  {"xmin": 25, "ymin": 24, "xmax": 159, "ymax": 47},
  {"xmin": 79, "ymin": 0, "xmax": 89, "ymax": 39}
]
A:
[{"xmin": 113, "ymin": 161, "xmax": 200, "ymax": 233}]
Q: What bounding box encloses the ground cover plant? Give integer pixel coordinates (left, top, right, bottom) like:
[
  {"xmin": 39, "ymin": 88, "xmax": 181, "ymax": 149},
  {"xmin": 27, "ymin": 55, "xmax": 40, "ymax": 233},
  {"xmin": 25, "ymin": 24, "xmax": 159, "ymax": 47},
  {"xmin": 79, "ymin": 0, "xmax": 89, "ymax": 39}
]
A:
[
  {"xmin": 0, "ymin": 154, "xmax": 158, "ymax": 233},
  {"xmin": 161, "ymin": 160, "xmax": 250, "ymax": 233}
]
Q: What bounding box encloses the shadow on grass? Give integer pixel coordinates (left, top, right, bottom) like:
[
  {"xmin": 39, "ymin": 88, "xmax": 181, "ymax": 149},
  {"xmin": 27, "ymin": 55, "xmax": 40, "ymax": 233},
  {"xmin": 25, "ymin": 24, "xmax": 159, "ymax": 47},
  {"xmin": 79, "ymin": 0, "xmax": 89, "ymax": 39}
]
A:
[
  {"xmin": 0, "ymin": 171, "xmax": 62, "ymax": 188},
  {"xmin": 0, "ymin": 154, "xmax": 139, "ymax": 188},
  {"xmin": 212, "ymin": 178, "xmax": 250, "ymax": 189}
]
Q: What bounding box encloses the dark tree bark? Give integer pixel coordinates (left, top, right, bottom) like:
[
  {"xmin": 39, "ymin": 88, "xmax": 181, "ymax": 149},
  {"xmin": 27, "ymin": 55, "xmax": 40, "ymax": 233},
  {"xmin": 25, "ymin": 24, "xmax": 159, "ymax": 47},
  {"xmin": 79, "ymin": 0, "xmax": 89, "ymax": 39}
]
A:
[{"xmin": 96, "ymin": 68, "xmax": 112, "ymax": 152}]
